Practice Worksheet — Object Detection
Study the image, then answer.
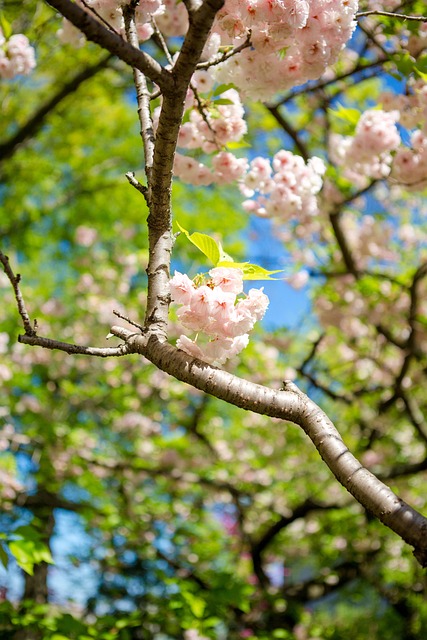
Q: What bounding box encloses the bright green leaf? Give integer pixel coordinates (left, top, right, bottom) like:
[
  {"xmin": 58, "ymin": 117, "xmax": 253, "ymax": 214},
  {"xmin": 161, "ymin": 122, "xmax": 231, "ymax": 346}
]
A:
[
  {"xmin": 0, "ymin": 543, "xmax": 8, "ymax": 570},
  {"xmin": 329, "ymin": 103, "xmax": 361, "ymax": 126},
  {"xmin": 217, "ymin": 261, "xmax": 284, "ymax": 280},
  {"xmin": 213, "ymin": 98, "xmax": 234, "ymax": 106},
  {"xmin": 0, "ymin": 12, "xmax": 13, "ymax": 39},
  {"xmin": 212, "ymin": 83, "xmax": 235, "ymax": 96},
  {"xmin": 176, "ymin": 222, "xmax": 221, "ymax": 265},
  {"xmin": 182, "ymin": 591, "xmax": 206, "ymax": 619}
]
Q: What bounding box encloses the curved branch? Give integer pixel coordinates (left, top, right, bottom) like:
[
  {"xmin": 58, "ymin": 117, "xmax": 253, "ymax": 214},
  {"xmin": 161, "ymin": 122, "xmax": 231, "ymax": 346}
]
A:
[
  {"xmin": 104, "ymin": 326, "xmax": 427, "ymax": 568},
  {"xmin": 252, "ymin": 498, "xmax": 340, "ymax": 586},
  {"xmin": 44, "ymin": 0, "xmax": 173, "ymax": 92}
]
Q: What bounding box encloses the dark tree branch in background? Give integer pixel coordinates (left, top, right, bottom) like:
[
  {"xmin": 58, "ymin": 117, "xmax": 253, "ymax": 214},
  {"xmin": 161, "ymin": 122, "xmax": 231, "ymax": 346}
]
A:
[
  {"xmin": 266, "ymin": 105, "xmax": 309, "ymax": 161},
  {"xmin": 252, "ymin": 498, "xmax": 340, "ymax": 586},
  {"xmin": 328, "ymin": 212, "xmax": 360, "ymax": 277},
  {"xmin": 44, "ymin": 0, "xmax": 174, "ymax": 92},
  {"xmin": 380, "ymin": 263, "xmax": 427, "ymax": 411},
  {"xmin": 0, "ymin": 54, "xmax": 113, "ymax": 163},
  {"xmin": 272, "ymin": 60, "xmax": 385, "ymax": 108},
  {"xmin": 0, "ymin": 252, "xmax": 35, "ymax": 336},
  {"xmin": 402, "ymin": 394, "xmax": 427, "ymax": 446}
]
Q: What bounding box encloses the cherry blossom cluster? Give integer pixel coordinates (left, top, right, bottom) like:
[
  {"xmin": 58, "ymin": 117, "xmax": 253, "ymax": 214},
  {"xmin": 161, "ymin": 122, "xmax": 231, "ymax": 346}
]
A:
[
  {"xmin": 338, "ymin": 213, "xmax": 397, "ymax": 268},
  {"xmin": 380, "ymin": 81, "xmax": 427, "ymax": 190},
  {"xmin": 212, "ymin": 0, "xmax": 359, "ymax": 99},
  {"xmin": 170, "ymin": 83, "xmax": 249, "ymax": 186},
  {"xmin": 241, "ymin": 151, "xmax": 326, "ymax": 220},
  {"xmin": 381, "ymin": 80, "xmax": 427, "ymax": 133},
  {"xmin": 170, "ymin": 267, "xmax": 269, "ymax": 366},
  {"xmin": 0, "ymin": 28, "xmax": 36, "ymax": 79},
  {"xmin": 329, "ymin": 109, "xmax": 401, "ymax": 183},
  {"xmin": 58, "ymin": 0, "xmax": 359, "ymax": 99},
  {"xmin": 392, "ymin": 130, "xmax": 427, "ymax": 190},
  {"xmin": 330, "ymin": 95, "xmax": 427, "ymax": 190}
]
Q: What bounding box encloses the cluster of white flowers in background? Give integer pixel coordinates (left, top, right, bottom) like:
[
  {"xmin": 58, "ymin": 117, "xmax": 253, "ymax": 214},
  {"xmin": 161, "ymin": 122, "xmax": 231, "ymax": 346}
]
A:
[
  {"xmin": 170, "ymin": 267, "xmax": 269, "ymax": 366},
  {"xmin": 330, "ymin": 109, "xmax": 401, "ymax": 181},
  {"xmin": 241, "ymin": 150, "xmax": 326, "ymax": 220},
  {"xmin": 213, "ymin": 0, "xmax": 358, "ymax": 99},
  {"xmin": 0, "ymin": 28, "xmax": 35, "ymax": 79}
]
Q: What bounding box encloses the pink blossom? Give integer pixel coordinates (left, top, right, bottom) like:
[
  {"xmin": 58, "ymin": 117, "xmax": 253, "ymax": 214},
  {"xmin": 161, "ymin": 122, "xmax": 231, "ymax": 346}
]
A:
[
  {"xmin": 170, "ymin": 267, "xmax": 269, "ymax": 366},
  {"xmin": 287, "ymin": 270, "xmax": 310, "ymax": 289},
  {"xmin": 0, "ymin": 29, "xmax": 36, "ymax": 79},
  {"xmin": 209, "ymin": 267, "xmax": 244, "ymax": 294},
  {"xmin": 170, "ymin": 271, "xmax": 195, "ymax": 305}
]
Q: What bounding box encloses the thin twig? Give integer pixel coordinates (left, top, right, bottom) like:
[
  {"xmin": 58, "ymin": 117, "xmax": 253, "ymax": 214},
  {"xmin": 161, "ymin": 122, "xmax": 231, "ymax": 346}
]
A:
[
  {"xmin": 196, "ymin": 34, "xmax": 252, "ymax": 70},
  {"xmin": 80, "ymin": 0, "xmax": 122, "ymax": 35},
  {"xmin": 19, "ymin": 333, "xmax": 130, "ymax": 357},
  {"xmin": 45, "ymin": 0, "xmax": 173, "ymax": 93},
  {"xmin": 0, "ymin": 251, "xmax": 36, "ymax": 336},
  {"xmin": 125, "ymin": 171, "xmax": 149, "ymax": 205},
  {"xmin": 113, "ymin": 309, "xmax": 144, "ymax": 331},
  {"xmin": 357, "ymin": 10, "xmax": 427, "ymax": 21},
  {"xmin": 123, "ymin": 5, "xmax": 155, "ymax": 189}
]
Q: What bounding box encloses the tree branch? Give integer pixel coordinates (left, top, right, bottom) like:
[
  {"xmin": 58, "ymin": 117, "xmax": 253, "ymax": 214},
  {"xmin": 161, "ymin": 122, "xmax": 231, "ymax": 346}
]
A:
[
  {"xmin": 143, "ymin": 0, "xmax": 225, "ymax": 337},
  {"xmin": 251, "ymin": 498, "xmax": 340, "ymax": 586},
  {"xmin": 44, "ymin": 0, "xmax": 174, "ymax": 92},
  {"xmin": 266, "ymin": 104, "xmax": 310, "ymax": 162},
  {"xmin": 357, "ymin": 10, "xmax": 427, "ymax": 21},
  {"xmin": 123, "ymin": 5, "xmax": 155, "ymax": 194},
  {"xmin": 18, "ymin": 333, "xmax": 130, "ymax": 357},
  {"xmin": 0, "ymin": 251, "xmax": 35, "ymax": 336},
  {"xmin": 105, "ymin": 326, "xmax": 427, "ymax": 568}
]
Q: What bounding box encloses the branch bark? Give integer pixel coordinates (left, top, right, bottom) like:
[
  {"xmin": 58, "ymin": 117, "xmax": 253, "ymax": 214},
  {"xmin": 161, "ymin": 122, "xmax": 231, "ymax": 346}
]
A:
[
  {"xmin": 44, "ymin": 0, "xmax": 173, "ymax": 92},
  {"xmin": 142, "ymin": 0, "xmax": 225, "ymax": 336}
]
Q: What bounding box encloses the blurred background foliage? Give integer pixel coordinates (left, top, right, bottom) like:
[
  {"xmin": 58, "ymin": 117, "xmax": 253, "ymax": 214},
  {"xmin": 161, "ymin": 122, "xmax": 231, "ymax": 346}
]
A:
[{"xmin": 0, "ymin": 1, "xmax": 426, "ymax": 639}]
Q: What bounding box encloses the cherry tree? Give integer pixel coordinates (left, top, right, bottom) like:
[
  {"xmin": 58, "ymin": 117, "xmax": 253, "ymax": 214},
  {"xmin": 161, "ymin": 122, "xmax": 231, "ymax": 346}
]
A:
[{"xmin": 1, "ymin": 0, "xmax": 427, "ymax": 637}]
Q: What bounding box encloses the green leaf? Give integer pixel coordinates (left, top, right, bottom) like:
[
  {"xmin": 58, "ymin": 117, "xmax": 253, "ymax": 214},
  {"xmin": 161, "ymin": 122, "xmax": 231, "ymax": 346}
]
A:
[
  {"xmin": 176, "ymin": 222, "xmax": 221, "ymax": 265},
  {"xmin": 212, "ymin": 83, "xmax": 235, "ymax": 97},
  {"xmin": 0, "ymin": 12, "xmax": 13, "ymax": 39},
  {"xmin": 414, "ymin": 67, "xmax": 427, "ymax": 82},
  {"xmin": 226, "ymin": 140, "xmax": 251, "ymax": 149},
  {"xmin": 217, "ymin": 241, "xmax": 233, "ymax": 263},
  {"xmin": 217, "ymin": 261, "xmax": 284, "ymax": 280},
  {"xmin": 0, "ymin": 543, "xmax": 8, "ymax": 570},
  {"xmin": 393, "ymin": 51, "xmax": 415, "ymax": 77},
  {"xmin": 8, "ymin": 540, "xmax": 35, "ymax": 575},
  {"xmin": 13, "ymin": 525, "xmax": 42, "ymax": 541},
  {"xmin": 329, "ymin": 103, "xmax": 361, "ymax": 126},
  {"xmin": 182, "ymin": 591, "xmax": 206, "ymax": 619},
  {"xmin": 415, "ymin": 54, "xmax": 427, "ymax": 74},
  {"xmin": 213, "ymin": 98, "xmax": 234, "ymax": 106},
  {"xmin": 8, "ymin": 538, "xmax": 54, "ymax": 576}
]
